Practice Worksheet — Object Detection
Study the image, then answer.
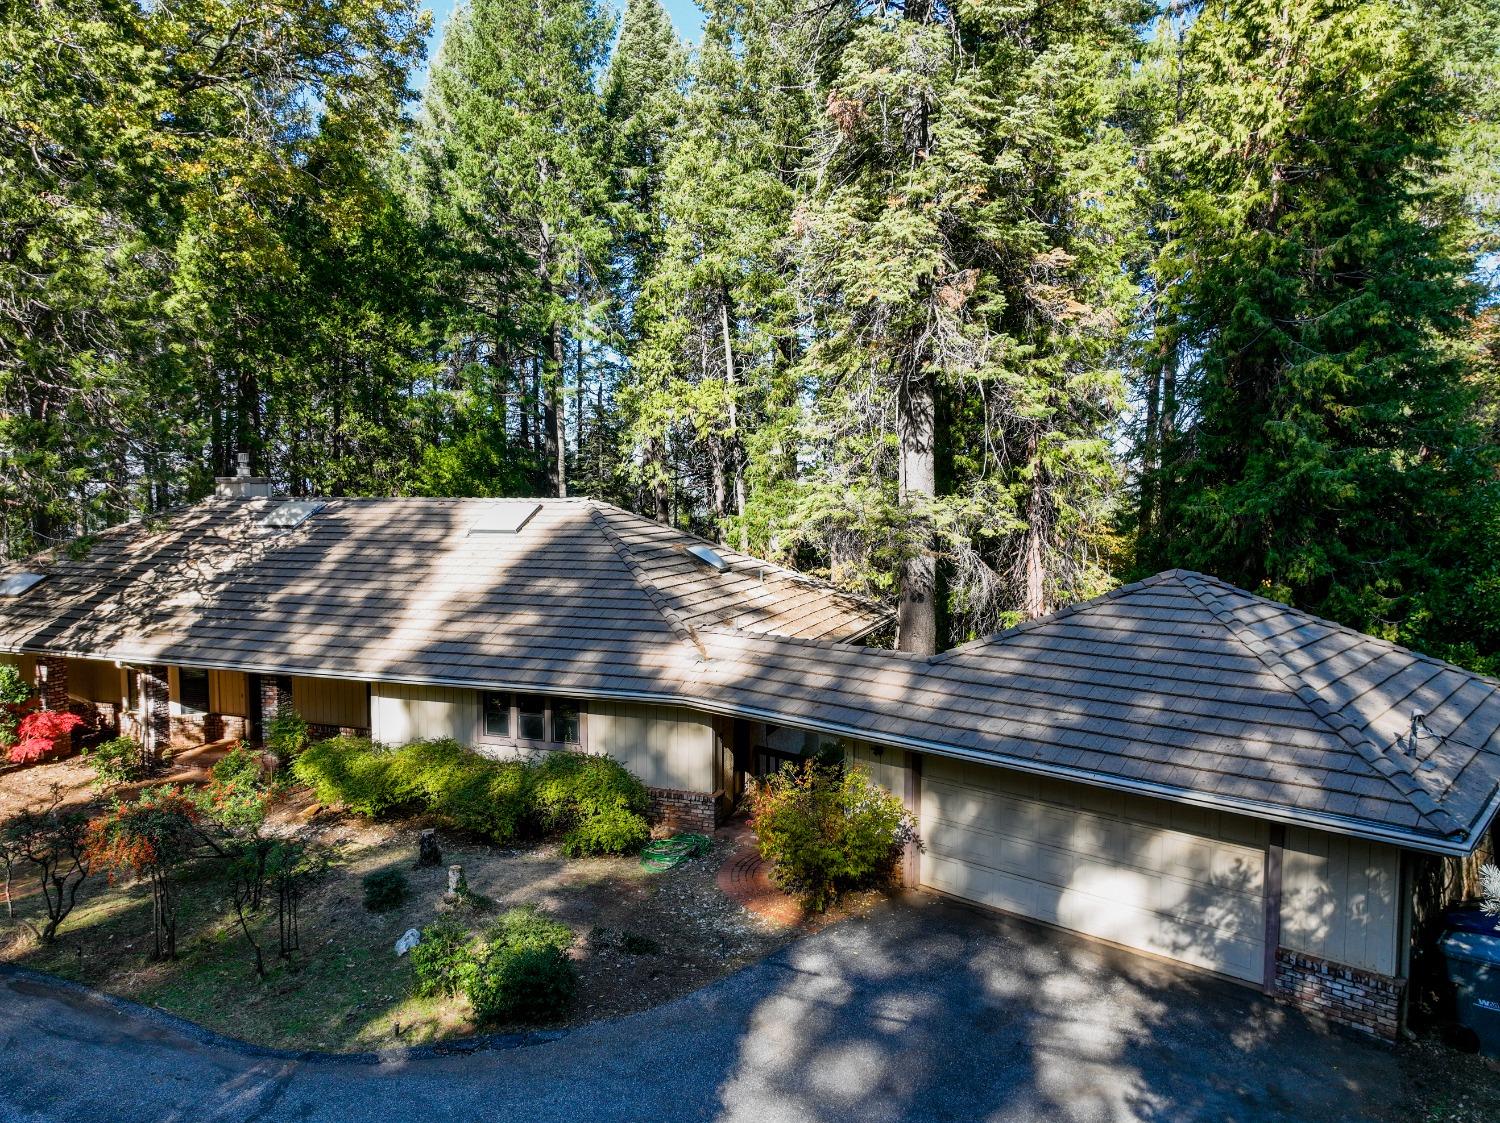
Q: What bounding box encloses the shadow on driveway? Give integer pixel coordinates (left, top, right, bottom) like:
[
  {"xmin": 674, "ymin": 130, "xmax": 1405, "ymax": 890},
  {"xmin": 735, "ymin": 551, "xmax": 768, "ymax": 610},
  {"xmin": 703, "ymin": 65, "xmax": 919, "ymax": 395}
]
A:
[{"xmin": 0, "ymin": 894, "xmax": 1406, "ymax": 1123}]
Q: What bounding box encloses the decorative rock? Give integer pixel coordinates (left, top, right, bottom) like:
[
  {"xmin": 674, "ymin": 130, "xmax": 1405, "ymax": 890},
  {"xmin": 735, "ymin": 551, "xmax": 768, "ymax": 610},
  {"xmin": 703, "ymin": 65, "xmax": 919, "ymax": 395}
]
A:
[
  {"xmin": 417, "ymin": 828, "xmax": 442, "ymax": 868},
  {"xmin": 395, "ymin": 928, "xmax": 421, "ymax": 957}
]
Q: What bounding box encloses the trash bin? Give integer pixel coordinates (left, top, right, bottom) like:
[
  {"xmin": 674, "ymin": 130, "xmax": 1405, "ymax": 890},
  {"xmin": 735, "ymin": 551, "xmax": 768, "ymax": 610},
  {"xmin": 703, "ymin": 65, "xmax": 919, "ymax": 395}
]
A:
[{"xmin": 1440, "ymin": 926, "xmax": 1500, "ymax": 1058}]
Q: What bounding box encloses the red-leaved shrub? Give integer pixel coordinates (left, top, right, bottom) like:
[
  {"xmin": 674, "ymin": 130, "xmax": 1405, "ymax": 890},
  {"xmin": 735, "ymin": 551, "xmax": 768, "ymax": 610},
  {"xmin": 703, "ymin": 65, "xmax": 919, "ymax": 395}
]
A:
[{"xmin": 7, "ymin": 710, "xmax": 84, "ymax": 764}]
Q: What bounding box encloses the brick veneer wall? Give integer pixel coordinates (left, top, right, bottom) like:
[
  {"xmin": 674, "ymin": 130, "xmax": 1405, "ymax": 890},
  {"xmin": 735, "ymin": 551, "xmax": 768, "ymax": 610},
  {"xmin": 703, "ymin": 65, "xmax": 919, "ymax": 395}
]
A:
[
  {"xmin": 306, "ymin": 723, "xmax": 369, "ymax": 742},
  {"xmin": 259, "ymin": 675, "xmax": 294, "ymax": 732},
  {"xmin": 170, "ymin": 713, "xmax": 252, "ymax": 749},
  {"xmin": 648, "ymin": 786, "xmax": 717, "ymax": 835},
  {"xmin": 1274, "ymin": 947, "xmax": 1405, "ymax": 1040},
  {"xmin": 141, "ymin": 665, "xmax": 171, "ymax": 760},
  {"xmin": 34, "ymin": 655, "xmax": 69, "ymax": 712}
]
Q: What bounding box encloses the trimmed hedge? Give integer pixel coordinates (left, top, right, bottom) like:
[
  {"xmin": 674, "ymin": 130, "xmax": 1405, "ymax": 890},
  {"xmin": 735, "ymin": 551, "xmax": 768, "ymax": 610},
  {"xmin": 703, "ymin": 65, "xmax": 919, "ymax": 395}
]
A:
[{"xmin": 291, "ymin": 736, "xmax": 650, "ymax": 853}]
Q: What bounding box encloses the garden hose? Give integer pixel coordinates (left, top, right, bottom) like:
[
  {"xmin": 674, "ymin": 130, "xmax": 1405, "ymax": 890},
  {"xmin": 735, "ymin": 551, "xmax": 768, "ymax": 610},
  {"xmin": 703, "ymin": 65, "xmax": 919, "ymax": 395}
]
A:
[{"xmin": 640, "ymin": 833, "xmax": 712, "ymax": 871}]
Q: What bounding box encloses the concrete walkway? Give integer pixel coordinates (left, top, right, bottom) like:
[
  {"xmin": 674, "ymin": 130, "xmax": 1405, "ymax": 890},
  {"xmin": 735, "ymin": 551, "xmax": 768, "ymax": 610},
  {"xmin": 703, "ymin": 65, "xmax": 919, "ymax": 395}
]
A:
[{"xmin": 0, "ymin": 895, "xmax": 1406, "ymax": 1123}]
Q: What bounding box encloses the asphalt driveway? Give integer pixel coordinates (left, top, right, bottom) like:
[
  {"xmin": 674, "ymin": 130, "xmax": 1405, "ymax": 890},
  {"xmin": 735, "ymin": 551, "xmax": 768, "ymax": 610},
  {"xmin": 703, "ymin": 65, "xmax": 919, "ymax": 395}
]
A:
[{"xmin": 0, "ymin": 894, "xmax": 1406, "ymax": 1123}]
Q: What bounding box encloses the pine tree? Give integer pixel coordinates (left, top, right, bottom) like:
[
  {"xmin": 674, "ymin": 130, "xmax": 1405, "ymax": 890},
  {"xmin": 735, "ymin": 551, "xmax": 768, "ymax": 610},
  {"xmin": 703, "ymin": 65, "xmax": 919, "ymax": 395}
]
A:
[
  {"xmin": 791, "ymin": 1, "xmax": 1145, "ymax": 649},
  {"xmin": 418, "ymin": 0, "xmax": 615, "ymax": 498},
  {"xmin": 1142, "ymin": 0, "xmax": 1500, "ymax": 659},
  {"xmin": 619, "ymin": 0, "xmax": 814, "ymax": 542}
]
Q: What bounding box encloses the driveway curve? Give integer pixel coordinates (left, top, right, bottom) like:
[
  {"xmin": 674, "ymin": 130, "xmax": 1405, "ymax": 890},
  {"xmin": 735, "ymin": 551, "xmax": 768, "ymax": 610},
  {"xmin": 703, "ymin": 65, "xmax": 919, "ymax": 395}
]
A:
[{"xmin": 0, "ymin": 895, "xmax": 1405, "ymax": 1123}]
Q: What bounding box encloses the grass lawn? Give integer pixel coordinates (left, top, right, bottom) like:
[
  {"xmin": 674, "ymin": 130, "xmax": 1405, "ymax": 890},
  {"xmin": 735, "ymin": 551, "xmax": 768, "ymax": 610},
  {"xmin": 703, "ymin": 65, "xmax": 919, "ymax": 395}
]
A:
[{"xmin": 0, "ymin": 757, "xmax": 803, "ymax": 1052}]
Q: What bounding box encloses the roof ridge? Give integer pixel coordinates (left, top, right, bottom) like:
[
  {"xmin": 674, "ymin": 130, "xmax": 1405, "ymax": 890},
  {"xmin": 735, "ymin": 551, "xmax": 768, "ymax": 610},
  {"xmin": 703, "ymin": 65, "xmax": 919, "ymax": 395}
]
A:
[
  {"xmin": 929, "ymin": 572, "xmax": 1184, "ymax": 664},
  {"xmin": 587, "ymin": 504, "xmax": 707, "ymax": 660},
  {"xmin": 599, "ymin": 504, "xmax": 887, "ymax": 616},
  {"xmin": 1179, "ymin": 572, "xmax": 1463, "ymax": 836},
  {"xmin": 1186, "ymin": 572, "xmax": 1500, "ymax": 691}
]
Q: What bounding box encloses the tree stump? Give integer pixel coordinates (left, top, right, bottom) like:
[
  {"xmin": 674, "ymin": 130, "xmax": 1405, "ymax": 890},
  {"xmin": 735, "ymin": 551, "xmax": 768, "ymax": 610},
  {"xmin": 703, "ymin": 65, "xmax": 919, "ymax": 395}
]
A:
[
  {"xmin": 445, "ymin": 863, "xmax": 466, "ymax": 901},
  {"xmin": 417, "ymin": 829, "xmax": 442, "ymax": 868}
]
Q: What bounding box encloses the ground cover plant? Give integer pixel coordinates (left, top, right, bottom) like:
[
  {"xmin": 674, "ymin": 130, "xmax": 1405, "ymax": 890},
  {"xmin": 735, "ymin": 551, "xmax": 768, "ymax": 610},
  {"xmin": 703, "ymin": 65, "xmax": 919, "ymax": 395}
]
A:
[{"xmin": 0, "ymin": 750, "xmax": 793, "ymax": 1052}]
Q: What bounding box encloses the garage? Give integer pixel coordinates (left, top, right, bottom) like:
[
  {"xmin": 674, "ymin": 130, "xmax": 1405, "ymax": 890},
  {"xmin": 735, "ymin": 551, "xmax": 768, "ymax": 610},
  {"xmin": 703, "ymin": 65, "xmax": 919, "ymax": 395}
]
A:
[{"xmin": 919, "ymin": 756, "xmax": 1270, "ymax": 983}]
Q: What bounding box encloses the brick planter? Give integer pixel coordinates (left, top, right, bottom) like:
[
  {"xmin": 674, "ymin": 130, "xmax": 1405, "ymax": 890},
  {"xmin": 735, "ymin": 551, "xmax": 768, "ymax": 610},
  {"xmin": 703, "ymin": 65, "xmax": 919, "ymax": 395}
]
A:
[
  {"xmin": 1273, "ymin": 947, "xmax": 1405, "ymax": 1040},
  {"xmin": 648, "ymin": 786, "xmax": 717, "ymax": 835}
]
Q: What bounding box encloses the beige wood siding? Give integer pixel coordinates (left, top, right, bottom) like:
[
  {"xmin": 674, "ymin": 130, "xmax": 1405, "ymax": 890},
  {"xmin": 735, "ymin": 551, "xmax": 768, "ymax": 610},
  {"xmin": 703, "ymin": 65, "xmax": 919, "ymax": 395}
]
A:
[
  {"xmin": 209, "ymin": 670, "xmax": 249, "ymax": 717},
  {"xmin": 370, "ymin": 682, "xmax": 475, "ymax": 744},
  {"xmin": 918, "ymin": 756, "xmax": 1269, "ymax": 983},
  {"xmin": 292, "ymin": 677, "xmax": 370, "ymax": 729},
  {"xmin": 1280, "ymin": 827, "xmax": 1400, "ymax": 976},
  {"xmin": 68, "ymin": 658, "xmax": 123, "ymax": 704},
  {"xmin": 588, "ymin": 700, "xmax": 716, "ymax": 793},
  {"xmin": 369, "ymin": 685, "xmax": 716, "ymax": 792},
  {"xmin": 0, "ymin": 652, "xmax": 36, "ymax": 680}
]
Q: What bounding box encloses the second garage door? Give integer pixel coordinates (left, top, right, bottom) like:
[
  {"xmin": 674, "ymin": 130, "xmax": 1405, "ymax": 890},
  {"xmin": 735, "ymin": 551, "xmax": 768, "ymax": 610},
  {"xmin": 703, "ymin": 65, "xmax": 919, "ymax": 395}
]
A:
[{"xmin": 920, "ymin": 757, "xmax": 1269, "ymax": 983}]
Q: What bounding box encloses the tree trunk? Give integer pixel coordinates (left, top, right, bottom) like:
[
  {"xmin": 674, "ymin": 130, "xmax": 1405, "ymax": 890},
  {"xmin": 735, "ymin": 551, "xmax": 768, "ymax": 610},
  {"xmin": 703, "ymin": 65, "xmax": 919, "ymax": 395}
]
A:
[
  {"xmin": 721, "ymin": 299, "xmax": 748, "ymax": 552},
  {"xmin": 544, "ymin": 318, "xmax": 565, "ymax": 498},
  {"xmin": 897, "ymin": 369, "xmax": 938, "ymax": 655}
]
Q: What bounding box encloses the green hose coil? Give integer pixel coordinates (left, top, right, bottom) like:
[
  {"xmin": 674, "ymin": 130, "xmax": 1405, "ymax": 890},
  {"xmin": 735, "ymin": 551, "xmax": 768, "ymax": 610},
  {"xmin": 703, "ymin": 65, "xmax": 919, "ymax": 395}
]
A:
[{"xmin": 640, "ymin": 833, "xmax": 713, "ymax": 871}]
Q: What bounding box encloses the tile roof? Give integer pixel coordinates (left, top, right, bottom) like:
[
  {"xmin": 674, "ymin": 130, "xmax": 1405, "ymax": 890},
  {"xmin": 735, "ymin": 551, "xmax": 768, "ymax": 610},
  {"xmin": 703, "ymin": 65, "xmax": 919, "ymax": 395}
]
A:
[
  {"xmin": 689, "ymin": 572, "xmax": 1500, "ymax": 851},
  {"xmin": 0, "ymin": 497, "xmax": 885, "ymax": 699},
  {"xmin": 2, "ymin": 498, "xmax": 1497, "ymax": 854}
]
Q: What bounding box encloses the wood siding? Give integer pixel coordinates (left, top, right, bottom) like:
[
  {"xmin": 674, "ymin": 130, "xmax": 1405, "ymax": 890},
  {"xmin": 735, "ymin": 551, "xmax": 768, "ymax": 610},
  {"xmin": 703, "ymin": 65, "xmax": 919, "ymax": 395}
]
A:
[
  {"xmin": 1280, "ymin": 827, "xmax": 1400, "ymax": 976},
  {"xmin": 292, "ymin": 676, "xmax": 369, "ymax": 729},
  {"xmin": 369, "ymin": 683, "xmax": 717, "ymax": 793},
  {"xmin": 209, "ymin": 670, "xmax": 249, "ymax": 717},
  {"xmin": 68, "ymin": 658, "xmax": 123, "ymax": 704},
  {"xmin": 588, "ymin": 700, "xmax": 716, "ymax": 793}
]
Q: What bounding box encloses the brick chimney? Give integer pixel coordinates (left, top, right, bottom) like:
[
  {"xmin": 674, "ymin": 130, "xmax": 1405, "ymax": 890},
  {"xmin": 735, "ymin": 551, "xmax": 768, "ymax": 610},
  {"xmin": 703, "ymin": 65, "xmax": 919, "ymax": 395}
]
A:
[{"xmin": 214, "ymin": 452, "xmax": 274, "ymax": 499}]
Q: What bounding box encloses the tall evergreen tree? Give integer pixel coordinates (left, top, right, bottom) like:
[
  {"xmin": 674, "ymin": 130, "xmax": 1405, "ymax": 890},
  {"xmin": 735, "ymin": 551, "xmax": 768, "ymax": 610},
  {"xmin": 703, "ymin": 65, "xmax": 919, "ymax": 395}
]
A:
[
  {"xmin": 791, "ymin": 1, "xmax": 1144, "ymax": 650},
  {"xmin": 1140, "ymin": 0, "xmax": 1500, "ymax": 662},
  {"xmin": 418, "ymin": 0, "xmax": 615, "ymax": 498}
]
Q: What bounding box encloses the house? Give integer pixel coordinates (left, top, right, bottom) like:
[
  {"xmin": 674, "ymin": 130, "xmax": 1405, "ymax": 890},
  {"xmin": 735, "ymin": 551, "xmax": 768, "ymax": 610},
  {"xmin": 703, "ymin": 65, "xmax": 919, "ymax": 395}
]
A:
[{"xmin": 1, "ymin": 482, "xmax": 1497, "ymax": 1042}]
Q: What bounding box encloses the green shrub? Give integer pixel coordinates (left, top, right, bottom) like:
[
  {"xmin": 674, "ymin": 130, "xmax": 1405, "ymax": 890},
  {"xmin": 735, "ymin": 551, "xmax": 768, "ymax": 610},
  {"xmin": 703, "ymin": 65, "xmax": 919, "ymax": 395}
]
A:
[
  {"xmin": 292, "ymin": 735, "xmax": 649, "ymax": 853},
  {"xmin": 293, "ymin": 737, "xmax": 410, "ymax": 817},
  {"xmin": 0, "ymin": 664, "xmax": 32, "ymax": 750},
  {"xmin": 461, "ymin": 906, "xmax": 575, "ymax": 1024},
  {"xmin": 410, "ymin": 917, "xmax": 473, "ymax": 998},
  {"xmin": 210, "ymin": 743, "xmax": 265, "ymax": 788},
  {"xmin": 361, "ymin": 868, "xmax": 410, "ymax": 913},
  {"xmin": 530, "ymin": 752, "xmax": 650, "ymax": 855},
  {"xmin": 560, "ymin": 803, "xmax": 650, "ymax": 857},
  {"xmin": 388, "ymin": 739, "xmax": 529, "ymax": 842},
  {"xmin": 265, "ymin": 705, "xmax": 309, "ymax": 765},
  {"xmin": 84, "ymin": 736, "xmax": 147, "ymax": 789},
  {"xmin": 750, "ymin": 761, "xmax": 916, "ymax": 912}
]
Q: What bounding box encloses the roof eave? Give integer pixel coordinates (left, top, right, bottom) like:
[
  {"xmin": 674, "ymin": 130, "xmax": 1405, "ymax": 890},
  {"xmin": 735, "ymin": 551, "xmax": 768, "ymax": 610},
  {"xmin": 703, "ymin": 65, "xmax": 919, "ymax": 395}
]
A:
[{"xmin": 7, "ymin": 637, "xmax": 1487, "ymax": 857}]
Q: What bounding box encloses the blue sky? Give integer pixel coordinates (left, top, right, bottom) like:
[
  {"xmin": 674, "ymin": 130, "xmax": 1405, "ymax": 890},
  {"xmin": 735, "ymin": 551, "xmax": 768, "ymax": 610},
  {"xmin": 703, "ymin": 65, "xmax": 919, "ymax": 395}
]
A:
[{"xmin": 417, "ymin": 0, "xmax": 707, "ymax": 88}]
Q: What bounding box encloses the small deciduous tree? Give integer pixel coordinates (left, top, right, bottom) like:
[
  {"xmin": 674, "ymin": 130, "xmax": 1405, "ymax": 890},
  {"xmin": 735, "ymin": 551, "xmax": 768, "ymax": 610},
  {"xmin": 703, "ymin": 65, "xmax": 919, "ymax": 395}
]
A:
[
  {"xmin": 87, "ymin": 787, "xmax": 201, "ymax": 960},
  {"xmin": 2, "ymin": 788, "xmax": 92, "ymax": 941},
  {"xmin": 6, "ymin": 710, "xmax": 83, "ymax": 765}
]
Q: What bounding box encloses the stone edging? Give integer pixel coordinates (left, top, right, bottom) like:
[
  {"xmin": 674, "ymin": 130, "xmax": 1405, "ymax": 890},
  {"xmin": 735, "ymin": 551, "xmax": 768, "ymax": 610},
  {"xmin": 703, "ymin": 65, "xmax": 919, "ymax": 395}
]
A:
[{"xmin": 0, "ymin": 962, "xmax": 568, "ymax": 1065}]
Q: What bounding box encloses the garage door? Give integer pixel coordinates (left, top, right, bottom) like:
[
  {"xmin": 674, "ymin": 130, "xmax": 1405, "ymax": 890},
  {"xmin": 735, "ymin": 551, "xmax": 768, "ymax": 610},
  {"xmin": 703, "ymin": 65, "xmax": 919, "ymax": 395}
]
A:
[{"xmin": 920, "ymin": 757, "xmax": 1268, "ymax": 982}]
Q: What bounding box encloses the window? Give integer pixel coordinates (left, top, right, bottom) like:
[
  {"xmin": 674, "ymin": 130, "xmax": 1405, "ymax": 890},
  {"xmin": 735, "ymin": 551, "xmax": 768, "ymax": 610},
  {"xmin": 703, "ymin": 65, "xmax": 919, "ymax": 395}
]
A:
[
  {"xmin": 127, "ymin": 670, "xmax": 140, "ymax": 715},
  {"xmin": 178, "ymin": 668, "xmax": 210, "ymax": 714},
  {"xmin": 517, "ymin": 695, "xmax": 547, "ymax": 742},
  {"xmin": 552, "ymin": 700, "xmax": 581, "ymax": 746},
  {"xmin": 478, "ymin": 693, "xmax": 585, "ymax": 747},
  {"xmin": 481, "ymin": 691, "xmax": 511, "ymax": 738}
]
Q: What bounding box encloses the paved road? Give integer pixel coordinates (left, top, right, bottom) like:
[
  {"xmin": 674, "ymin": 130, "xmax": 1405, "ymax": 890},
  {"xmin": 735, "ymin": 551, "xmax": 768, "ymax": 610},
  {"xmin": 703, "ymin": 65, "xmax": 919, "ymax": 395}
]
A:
[{"xmin": 0, "ymin": 894, "xmax": 1404, "ymax": 1123}]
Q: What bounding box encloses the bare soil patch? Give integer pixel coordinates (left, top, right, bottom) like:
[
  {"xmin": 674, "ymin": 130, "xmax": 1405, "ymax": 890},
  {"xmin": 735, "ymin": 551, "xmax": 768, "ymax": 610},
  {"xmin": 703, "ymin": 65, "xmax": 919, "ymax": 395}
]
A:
[{"xmin": 0, "ymin": 757, "xmax": 875, "ymax": 1051}]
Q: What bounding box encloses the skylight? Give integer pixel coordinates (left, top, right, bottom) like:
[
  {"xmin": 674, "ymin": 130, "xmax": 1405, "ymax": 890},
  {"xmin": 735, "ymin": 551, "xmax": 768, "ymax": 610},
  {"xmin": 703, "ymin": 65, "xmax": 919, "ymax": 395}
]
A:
[
  {"xmin": 687, "ymin": 543, "xmax": 731, "ymax": 572},
  {"xmin": 0, "ymin": 572, "xmax": 46, "ymax": 597},
  {"xmin": 259, "ymin": 500, "xmax": 325, "ymax": 530},
  {"xmin": 468, "ymin": 502, "xmax": 542, "ymax": 536}
]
